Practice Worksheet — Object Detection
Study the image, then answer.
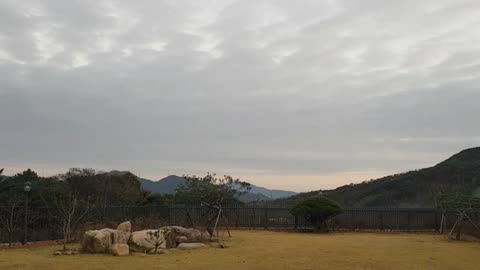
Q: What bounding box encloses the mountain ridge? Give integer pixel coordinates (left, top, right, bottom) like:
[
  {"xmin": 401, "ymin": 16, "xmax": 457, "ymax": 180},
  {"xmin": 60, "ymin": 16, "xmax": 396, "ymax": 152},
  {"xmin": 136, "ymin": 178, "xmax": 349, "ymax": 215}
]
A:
[
  {"xmin": 278, "ymin": 147, "xmax": 480, "ymax": 207},
  {"xmin": 139, "ymin": 175, "xmax": 297, "ymax": 201}
]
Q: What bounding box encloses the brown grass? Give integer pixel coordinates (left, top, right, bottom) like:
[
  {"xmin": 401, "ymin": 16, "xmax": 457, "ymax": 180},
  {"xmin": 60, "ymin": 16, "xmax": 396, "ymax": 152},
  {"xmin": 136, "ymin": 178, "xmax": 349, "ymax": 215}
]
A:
[{"xmin": 0, "ymin": 230, "xmax": 479, "ymax": 270}]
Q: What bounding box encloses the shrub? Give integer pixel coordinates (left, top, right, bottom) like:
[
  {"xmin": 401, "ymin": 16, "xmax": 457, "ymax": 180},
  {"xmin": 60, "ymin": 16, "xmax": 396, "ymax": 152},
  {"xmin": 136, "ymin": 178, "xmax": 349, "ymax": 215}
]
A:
[{"xmin": 291, "ymin": 197, "xmax": 343, "ymax": 230}]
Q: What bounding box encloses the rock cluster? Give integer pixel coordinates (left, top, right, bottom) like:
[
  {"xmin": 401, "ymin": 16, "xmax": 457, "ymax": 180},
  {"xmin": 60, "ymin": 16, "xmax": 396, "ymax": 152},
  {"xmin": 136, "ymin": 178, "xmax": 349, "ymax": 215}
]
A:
[{"xmin": 80, "ymin": 221, "xmax": 210, "ymax": 256}]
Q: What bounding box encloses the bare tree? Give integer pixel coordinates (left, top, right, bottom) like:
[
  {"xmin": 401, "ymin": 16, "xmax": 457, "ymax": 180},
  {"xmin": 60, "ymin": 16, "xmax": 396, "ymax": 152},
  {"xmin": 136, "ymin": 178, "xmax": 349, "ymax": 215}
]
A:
[
  {"xmin": 40, "ymin": 178, "xmax": 91, "ymax": 251},
  {"xmin": 0, "ymin": 198, "xmax": 22, "ymax": 246},
  {"xmin": 54, "ymin": 191, "xmax": 90, "ymax": 251},
  {"xmin": 145, "ymin": 229, "xmax": 167, "ymax": 254},
  {"xmin": 0, "ymin": 169, "xmax": 25, "ymax": 246}
]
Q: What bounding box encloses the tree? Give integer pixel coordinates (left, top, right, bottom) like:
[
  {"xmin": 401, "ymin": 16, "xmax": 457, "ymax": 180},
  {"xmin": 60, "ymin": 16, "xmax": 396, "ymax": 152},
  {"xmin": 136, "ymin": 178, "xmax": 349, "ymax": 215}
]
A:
[
  {"xmin": 175, "ymin": 173, "xmax": 251, "ymax": 229},
  {"xmin": 176, "ymin": 173, "xmax": 251, "ymax": 206},
  {"xmin": 0, "ymin": 195, "xmax": 22, "ymax": 246},
  {"xmin": 291, "ymin": 197, "xmax": 343, "ymax": 231},
  {"xmin": 0, "ymin": 169, "xmax": 40, "ymax": 245},
  {"xmin": 40, "ymin": 175, "xmax": 91, "ymax": 251},
  {"xmin": 63, "ymin": 169, "xmax": 147, "ymax": 219},
  {"xmin": 142, "ymin": 193, "xmax": 171, "ymax": 206},
  {"xmin": 439, "ymin": 193, "xmax": 480, "ymax": 240}
]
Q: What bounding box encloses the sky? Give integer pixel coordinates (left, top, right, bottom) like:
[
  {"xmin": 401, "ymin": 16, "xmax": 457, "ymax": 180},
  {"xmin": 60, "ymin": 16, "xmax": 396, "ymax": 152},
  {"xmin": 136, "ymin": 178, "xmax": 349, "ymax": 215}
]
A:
[{"xmin": 1, "ymin": 0, "xmax": 480, "ymax": 192}]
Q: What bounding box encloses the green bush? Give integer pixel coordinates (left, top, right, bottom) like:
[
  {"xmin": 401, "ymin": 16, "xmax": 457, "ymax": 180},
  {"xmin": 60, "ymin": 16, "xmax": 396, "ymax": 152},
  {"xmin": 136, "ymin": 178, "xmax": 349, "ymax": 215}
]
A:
[{"xmin": 291, "ymin": 197, "xmax": 343, "ymax": 230}]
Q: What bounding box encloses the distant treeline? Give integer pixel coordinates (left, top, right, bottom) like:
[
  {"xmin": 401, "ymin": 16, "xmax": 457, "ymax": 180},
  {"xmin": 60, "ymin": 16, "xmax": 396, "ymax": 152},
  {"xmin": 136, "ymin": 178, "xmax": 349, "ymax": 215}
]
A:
[{"xmin": 0, "ymin": 168, "xmax": 252, "ymax": 210}]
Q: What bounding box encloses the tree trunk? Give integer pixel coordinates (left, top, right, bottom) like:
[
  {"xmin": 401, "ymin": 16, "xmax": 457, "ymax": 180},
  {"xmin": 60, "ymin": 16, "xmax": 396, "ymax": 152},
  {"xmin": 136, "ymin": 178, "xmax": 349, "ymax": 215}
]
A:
[
  {"xmin": 63, "ymin": 222, "xmax": 68, "ymax": 251},
  {"xmin": 8, "ymin": 231, "xmax": 13, "ymax": 247},
  {"xmin": 456, "ymin": 217, "xmax": 463, "ymax": 241}
]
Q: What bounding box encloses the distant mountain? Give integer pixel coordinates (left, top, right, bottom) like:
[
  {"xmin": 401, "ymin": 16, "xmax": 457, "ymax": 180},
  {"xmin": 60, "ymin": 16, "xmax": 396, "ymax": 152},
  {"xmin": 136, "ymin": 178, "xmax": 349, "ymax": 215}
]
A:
[
  {"xmin": 139, "ymin": 175, "xmax": 297, "ymax": 202},
  {"xmin": 102, "ymin": 170, "xmax": 132, "ymax": 176},
  {"xmin": 246, "ymin": 185, "xmax": 297, "ymax": 199},
  {"xmin": 278, "ymin": 147, "xmax": 480, "ymax": 207},
  {"xmin": 238, "ymin": 192, "xmax": 271, "ymax": 202},
  {"xmin": 140, "ymin": 175, "xmax": 186, "ymax": 194}
]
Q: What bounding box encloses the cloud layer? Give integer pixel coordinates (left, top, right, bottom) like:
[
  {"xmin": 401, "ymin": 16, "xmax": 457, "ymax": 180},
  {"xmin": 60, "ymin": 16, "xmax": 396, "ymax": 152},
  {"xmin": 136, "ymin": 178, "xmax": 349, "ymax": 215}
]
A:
[{"xmin": 1, "ymin": 0, "xmax": 480, "ymax": 191}]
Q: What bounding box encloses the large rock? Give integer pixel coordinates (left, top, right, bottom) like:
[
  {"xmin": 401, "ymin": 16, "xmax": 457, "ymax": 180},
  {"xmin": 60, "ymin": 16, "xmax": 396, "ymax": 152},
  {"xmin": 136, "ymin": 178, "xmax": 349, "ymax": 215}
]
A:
[
  {"xmin": 160, "ymin": 226, "xmax": 179, "ymax": 248},
  {"xmin": 80, "ymin": 229, "xmax": 130, "ymax": 253},
  {"xmin": 117, "ymin": 221, "xmax": 131, "ymax": 233},
  {"xmin": 177, "ymin": 243, "xmax": 206, "ymax": 250},
  {"xmin": 160, "ymin": 226, "xmax": 210, "ymax": 247},
  {"xmin": 176, "ymin": 236, "xmax": 188, "ymax": 243},
  {"xmin": 128, "ymin": 229, "xmax": 167, "ymax": 253},
  {"xmin": 127, "ymin": 226, "xmax": 211, "ymax": 251},
  {"xmin": 111, "ymin": 244, "xmax": 129, "ymax": 256}
]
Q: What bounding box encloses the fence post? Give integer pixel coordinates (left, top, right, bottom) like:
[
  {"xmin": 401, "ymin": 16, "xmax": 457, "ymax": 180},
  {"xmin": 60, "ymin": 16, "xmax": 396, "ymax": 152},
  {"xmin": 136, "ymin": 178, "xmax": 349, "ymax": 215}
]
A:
[
  {"xmin": 264, "ymin": 203, "xmax": 269, "ymax": 229},
  {"xmin": 379, "ymin": 210, "xmax": 384, "ymax": 231},
  {"xmin": 173, "ymin": 207, "xmax": 176, "ymax": 225},
  {"xmin": 407, "ymin": 210, "xmax": 411, "ymax": 231}
]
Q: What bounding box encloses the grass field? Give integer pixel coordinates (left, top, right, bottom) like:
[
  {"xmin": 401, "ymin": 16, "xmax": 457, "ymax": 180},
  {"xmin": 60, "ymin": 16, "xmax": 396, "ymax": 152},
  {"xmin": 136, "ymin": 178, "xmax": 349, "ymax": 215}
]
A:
[{"xmin": 0, "ymin": 231, "xmax": 479, "ymax": 270}]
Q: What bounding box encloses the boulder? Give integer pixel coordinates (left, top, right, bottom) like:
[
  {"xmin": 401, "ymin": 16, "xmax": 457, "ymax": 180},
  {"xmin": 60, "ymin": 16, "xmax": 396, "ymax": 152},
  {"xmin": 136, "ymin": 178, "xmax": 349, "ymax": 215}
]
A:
[
  {"xmin": 80, "ymin": 229, "xmax": 130, "ymax": 253},
  {"xmin": 128, "ymin": 230, "xmax": 166, "ymax": 253},
  {"xmin": 160, "ymin": 226, "xmax": 210, "ymax": 247},
  {"xmin": 111, "ymin": 244, "xmax": 129, "ymax": 256},
  {"xmin": 161, "ymin": 226, "xmax": 179, "ymax": 248},
  {"xmin": 177, "ymin": 243, "xmax": 206, "ymax": 250},
  {"xmin": 117, "ymin": 221, "xmax": 132, "ymax": 233},
  {"xmin": 176, "ymin": 236, "xmax": 188, "ymax": 243}
]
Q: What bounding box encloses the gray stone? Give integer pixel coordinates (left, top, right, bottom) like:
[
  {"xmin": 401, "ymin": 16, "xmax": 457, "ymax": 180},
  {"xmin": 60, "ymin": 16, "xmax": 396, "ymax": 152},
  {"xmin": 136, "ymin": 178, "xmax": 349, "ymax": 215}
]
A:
[
  {"xmin": 176, "ymin": 236, "xmax": 188, "ymax": 243},
  {"xmin": 160, "ymin": 226, "xmax": 210, "ymax": 247},
  {"xmin": 177, "ymin": 243, "xmax": 207, "ymax": 250},
  {"xmin": 111, "ymin": 244, "xmax": 129, "ymax": 256},
  {"xmin": 117, "ymin": 221, "xmax": 132, "ymax": 233},
  {"xmin": 128, "ymin": 229, "xmax": 166, "ymax": 253},
  {"xmin": 80, "ymin": 229, "xmax": 130, "ymax": 253}
]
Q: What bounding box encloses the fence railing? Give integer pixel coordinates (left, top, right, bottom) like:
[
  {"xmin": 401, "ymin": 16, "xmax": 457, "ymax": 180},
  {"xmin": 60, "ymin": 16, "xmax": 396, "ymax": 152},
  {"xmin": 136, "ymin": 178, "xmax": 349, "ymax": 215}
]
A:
[{"xmin": 1, "ymin": 205, "xmax": 478, "ymax": 244}]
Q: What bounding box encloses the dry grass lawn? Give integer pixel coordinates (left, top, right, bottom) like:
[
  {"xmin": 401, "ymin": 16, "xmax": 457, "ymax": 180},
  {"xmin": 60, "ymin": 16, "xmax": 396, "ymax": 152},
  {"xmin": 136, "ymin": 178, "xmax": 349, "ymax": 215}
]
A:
[{"xmin": 0, "ymin": 230, "xmax": 479, "ymax": 270}]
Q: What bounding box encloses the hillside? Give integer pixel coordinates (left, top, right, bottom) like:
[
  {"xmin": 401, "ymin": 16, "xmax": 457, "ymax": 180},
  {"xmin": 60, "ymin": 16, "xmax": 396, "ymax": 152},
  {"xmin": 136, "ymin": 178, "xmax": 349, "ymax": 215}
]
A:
[
  {"xmin": 140, "ymin": 175, "xmax": 186, "ymax": 194},
  {"xmin": 278, "ymin": 147, "xmax": 480, "ymax": 207},
  {"xmin": 139, "ymin": 175, "xmax": 296, "ymax": 202}
]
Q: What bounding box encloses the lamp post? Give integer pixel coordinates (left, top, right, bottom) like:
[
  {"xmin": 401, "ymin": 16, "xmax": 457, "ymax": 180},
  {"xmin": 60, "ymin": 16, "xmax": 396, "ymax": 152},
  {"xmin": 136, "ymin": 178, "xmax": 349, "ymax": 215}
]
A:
[{"xmin": 23, "ymin": 181, "xmax": 31, "ymax": 245}]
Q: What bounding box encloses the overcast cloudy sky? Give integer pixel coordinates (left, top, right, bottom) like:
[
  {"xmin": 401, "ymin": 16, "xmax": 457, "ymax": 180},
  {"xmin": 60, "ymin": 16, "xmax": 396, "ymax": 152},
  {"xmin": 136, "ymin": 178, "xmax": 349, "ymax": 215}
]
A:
[{"xmin": 1, "ymin": 0, "xmax": 480, "ymax": 191}]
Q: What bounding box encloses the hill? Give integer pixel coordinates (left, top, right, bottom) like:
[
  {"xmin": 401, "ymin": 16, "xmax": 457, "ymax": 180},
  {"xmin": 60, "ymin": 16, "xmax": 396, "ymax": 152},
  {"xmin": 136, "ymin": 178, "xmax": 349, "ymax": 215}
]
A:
[
  {"xmin": 248, "ymin": 185, "xmax": 297, "ymax": 199},
  {"xmin": 140, "ymin": 175, "xmax": 186, "ymax": 194},
  {"xmin": 278, "ymin": 147, "xmax": 480, "ymax": 207},
  {"xmin": 139, "ymin": 175, "xmax": 296, "ymax": 202}
]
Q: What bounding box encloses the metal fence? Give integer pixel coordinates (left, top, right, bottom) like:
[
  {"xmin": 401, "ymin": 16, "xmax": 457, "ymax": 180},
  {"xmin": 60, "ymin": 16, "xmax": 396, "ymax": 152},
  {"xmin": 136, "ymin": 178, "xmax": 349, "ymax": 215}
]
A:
[{"xmin": 1, "ymin": 205, "xmax": 478, "ymax": 244}]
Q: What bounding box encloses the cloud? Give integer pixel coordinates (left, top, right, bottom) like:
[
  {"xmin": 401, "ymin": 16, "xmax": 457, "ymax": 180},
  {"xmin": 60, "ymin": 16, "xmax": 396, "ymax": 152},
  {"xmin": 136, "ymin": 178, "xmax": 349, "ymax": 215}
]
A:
[{"xmin": 1, "ymin": 0, "xmax": 480, "ymax": 191}]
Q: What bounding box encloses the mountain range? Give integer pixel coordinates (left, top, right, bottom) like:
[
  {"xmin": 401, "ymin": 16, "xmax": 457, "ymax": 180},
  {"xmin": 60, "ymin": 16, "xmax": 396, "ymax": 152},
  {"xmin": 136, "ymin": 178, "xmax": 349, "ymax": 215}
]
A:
[
  {"xmin": 139, "ymin": 175, "xmax": 297, "ymax": 201},
  {"xmin": 277, "ymin": 147, "xmax": 480, "ymax": 207},
  {"xmin": 5, "ymin": 147, "xmax": 478, "ymax": 207}
]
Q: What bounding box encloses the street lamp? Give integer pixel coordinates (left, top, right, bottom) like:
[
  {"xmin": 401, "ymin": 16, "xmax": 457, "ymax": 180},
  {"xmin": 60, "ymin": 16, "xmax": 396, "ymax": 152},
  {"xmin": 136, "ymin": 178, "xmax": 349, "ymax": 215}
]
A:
[{"xmin": 23, "ymin": 181, "xmax": 31, "ymax": 245}]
